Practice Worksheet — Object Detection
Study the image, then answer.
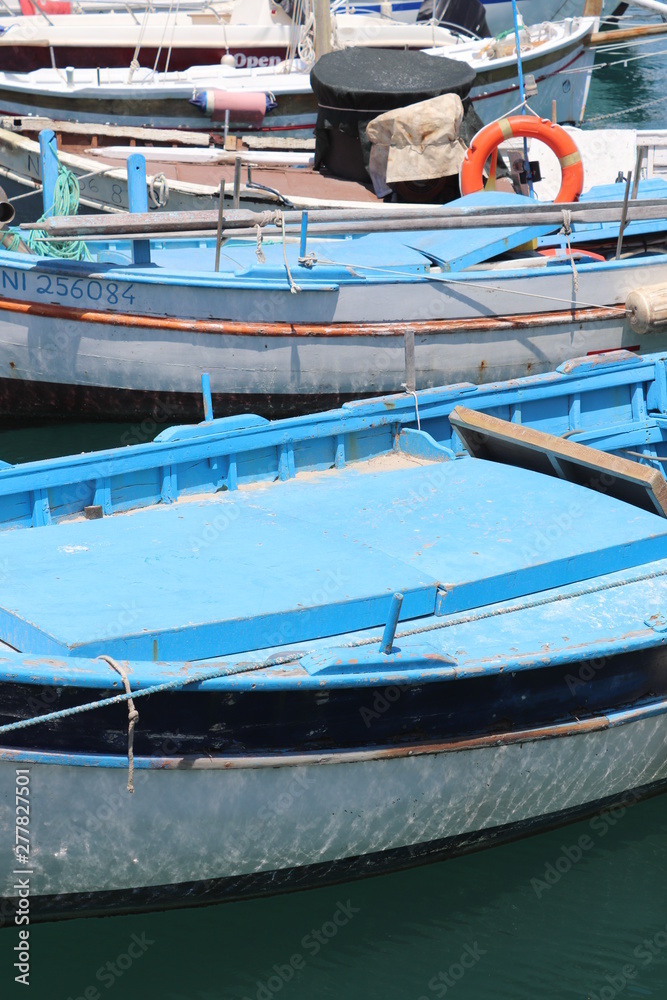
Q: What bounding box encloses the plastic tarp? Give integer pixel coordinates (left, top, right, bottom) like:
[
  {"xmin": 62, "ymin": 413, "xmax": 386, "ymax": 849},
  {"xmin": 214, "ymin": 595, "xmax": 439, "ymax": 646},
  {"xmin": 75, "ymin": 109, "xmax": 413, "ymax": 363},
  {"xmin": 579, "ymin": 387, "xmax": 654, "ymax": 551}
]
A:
[
  {"xmin": 367, "ymin": 93, "xmax": 466, "ymax": 195},
  {"xmin": 310, "ymin": 48, "xmax": 476, "ymax": 182}
]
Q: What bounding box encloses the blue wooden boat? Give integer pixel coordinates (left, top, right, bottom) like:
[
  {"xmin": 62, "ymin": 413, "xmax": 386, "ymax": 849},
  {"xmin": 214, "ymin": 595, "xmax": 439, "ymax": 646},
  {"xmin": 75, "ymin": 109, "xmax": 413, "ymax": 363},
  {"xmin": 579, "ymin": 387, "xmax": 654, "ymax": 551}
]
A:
[
  {"xmin": 2, "ymin": 348, "xmax": 667, "ymax": 922},
  {"xmin": 4, "ymin": 180, "xmax": 667, "ymax": 422}
]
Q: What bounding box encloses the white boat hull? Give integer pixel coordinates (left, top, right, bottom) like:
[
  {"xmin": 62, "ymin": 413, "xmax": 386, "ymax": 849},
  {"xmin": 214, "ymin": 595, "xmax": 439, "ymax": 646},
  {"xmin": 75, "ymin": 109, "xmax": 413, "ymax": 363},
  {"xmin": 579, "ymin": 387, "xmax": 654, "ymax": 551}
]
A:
[
  {"xmin": 1, "ymin": 703, "xmax": 665, "ymax": 918},
  {"xmin": 0, "ymin": 249, "xmax": 664, "ymax": 418}
]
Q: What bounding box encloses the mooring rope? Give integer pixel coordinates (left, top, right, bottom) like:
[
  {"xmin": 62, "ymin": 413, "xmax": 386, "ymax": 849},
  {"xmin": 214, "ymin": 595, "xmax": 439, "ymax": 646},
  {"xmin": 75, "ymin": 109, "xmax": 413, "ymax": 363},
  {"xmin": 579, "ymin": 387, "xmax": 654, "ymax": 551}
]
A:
[
  {"xmin": 1, "ymin": 565, "xmax": 666, "ymax": 771},
  {"xmin": 338, "ymin": 565, "xmax": 667, "ymax": 650},
  {"xmin": 0, "ymin": 655, "xmax": 298, "ymax": 739},
  {"xmin": 308, "ymin": 256, "xmax": 609, "ymax": 311},
  {"xmin": 277, "ymin": 214, "xmax": 301, "ymax": 293},
  {"xmin": 4, "ymin": 162, "xmax": 91, "ymax": 261},
  {"xmin": 559, "ymin": 208, "xmax": 579, "ymax": 294},
  {"xmin": 99, "ymin": 655, "xmax": 139, "ymax": 793}
]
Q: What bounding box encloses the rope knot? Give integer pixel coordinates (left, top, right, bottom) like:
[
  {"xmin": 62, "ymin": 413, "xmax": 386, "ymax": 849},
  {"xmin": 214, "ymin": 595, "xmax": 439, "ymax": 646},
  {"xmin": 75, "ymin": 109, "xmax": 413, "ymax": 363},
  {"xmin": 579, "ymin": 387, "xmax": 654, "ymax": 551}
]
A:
[
  {"xmin": 560, "ymin": 209, "xmax": 572, "ymax": 236},
  {"xmin": 99, "ymin": 655, "xmax": 139, "ymax": 794},
  {"xmin": 254, "ymin": 223, "xmax": 266, "ymax": 264}
]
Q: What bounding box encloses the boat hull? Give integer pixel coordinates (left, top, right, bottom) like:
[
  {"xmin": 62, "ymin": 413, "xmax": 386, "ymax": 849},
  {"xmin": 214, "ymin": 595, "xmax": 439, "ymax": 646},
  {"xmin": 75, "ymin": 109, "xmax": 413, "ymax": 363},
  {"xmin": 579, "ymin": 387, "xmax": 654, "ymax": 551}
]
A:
[
  {"xmin": 0, "ymin": 252, "xmax": 663, "ymax": 421},
  {"xmin": 0, "ymin": 36, "xmax": 595, "ymax": 131},
  {"xmin": 1, "ymin": 702, "xmax": 666, "ymax": 922}
]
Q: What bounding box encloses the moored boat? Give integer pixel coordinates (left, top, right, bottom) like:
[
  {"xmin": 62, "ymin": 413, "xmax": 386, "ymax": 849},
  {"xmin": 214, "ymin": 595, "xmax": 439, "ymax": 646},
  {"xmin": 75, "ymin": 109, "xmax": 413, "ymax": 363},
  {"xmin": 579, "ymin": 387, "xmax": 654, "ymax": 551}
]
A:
[
  {"xmin": 0, "ymin": 16, "xmax": 598, "ymax": 132},
  {"xmin": 3, "ymin": 175, "xmax": 667, "ymax": 422},
  {"xmin": 4, "ymin": 119, "xmax": 667, "ymax": 222},
  {"xmin": 2, "ymin": 348, "xmax": 667, "ymax": 920}
]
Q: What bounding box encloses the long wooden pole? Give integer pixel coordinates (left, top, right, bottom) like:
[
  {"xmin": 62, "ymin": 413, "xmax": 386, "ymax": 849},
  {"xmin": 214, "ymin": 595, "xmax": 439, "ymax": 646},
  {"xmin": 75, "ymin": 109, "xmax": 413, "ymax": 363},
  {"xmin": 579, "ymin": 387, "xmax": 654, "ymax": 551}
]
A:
[
  {"xmin": 22, "ymin": 198, "xmax": 667, "ymax": 238},
  {"xmin": 313, "ymin": 0, "xmax": 332, "ymax": 59},
  {"xmin": 588, "ymin": 21, "xmax": 667, "ymax": 45}
]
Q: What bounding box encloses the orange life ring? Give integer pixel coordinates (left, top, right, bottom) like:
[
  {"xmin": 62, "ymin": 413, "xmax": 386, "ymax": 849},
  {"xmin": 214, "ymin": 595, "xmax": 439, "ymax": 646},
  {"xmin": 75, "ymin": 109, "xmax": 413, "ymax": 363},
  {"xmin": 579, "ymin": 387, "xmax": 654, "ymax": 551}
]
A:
[{"xmin": 459, "ymin": 116, "xmax": 584, "ymax": 204}]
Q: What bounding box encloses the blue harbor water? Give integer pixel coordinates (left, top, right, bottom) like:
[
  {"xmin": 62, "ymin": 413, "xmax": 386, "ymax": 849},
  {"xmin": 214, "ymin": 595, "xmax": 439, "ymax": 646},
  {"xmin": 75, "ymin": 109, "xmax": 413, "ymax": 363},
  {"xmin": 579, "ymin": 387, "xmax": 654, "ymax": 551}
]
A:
[{"xmin": 3, "ymin": 38, "xmax": 667, "ymax": 1000}]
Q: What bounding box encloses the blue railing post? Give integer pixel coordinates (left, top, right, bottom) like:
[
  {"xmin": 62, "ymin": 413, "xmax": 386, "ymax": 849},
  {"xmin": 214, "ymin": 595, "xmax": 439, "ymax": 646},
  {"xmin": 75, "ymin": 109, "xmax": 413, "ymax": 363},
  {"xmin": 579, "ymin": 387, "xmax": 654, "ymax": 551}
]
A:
[
  {"xmin": 127, "ymin": 153, "xmax": 151, "ymax": 266},
  {"xmin": 201, "ymin": 373, "xmax": 213, "ymax": 422},
  {"xmin": 39, "ymin": 129, "xmax": 58, "ymax": 219},
  {"xmin": 380, "ymin": 593, "xmax": 403, "ymax": 654},
  {"xmin": 299, "ymin": 211, "xmax": 309, "ymax": 262}
]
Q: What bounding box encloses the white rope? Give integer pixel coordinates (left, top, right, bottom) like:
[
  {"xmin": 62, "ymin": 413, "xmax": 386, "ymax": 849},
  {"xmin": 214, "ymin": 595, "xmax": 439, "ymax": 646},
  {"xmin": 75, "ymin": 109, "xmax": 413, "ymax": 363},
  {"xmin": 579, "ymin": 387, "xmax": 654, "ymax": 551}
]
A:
[
  {"xmin": 284, "ymin": 0, "xmax": 305, "ymax": 74},
  {"xmin": 298, "ymin": 3, "xmax": 318, "ymax": 67},
  {"xmin": 401, "ymin": 385, "xmax": 421, "ymax": 429},
  {"xmin": 255, "ymin": 223, "xmax": 266, "ymax": 263},
  {"xmin": 308, "ymin": 256, "xmax": 610, "ymax": 311},
  {"xmin": 99, "ymin": 655, "xmax": 139, "ymax": 794},
  {"xmin": 279, "ymin": 215, "xmax": 301, "ymax": 293},
  {"xmin": 559, "ymin": 208, "xmax": 579, "ymax": 295},
  {"xmin": 152, "ymin": 0, "xmax": 176, "ymax": 75},
  {"xmin": 164, "ymin": 0, "xmax": 180, "ymax": 77},
  {"xmin": 148, "ymin": 172, "xmax": 169, "ymax": 208},
  {"xmin": 126, "ymin": 3, "xmax": 153, "ymax": 84}
]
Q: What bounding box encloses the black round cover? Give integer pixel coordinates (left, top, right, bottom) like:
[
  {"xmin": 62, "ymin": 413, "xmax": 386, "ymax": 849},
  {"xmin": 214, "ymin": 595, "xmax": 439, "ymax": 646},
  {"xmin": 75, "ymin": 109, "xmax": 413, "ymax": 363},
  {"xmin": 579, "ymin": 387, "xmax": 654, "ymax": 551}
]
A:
[{"xmin": 310, "ymin": 48, "xmax": 476, "ymax": 111}]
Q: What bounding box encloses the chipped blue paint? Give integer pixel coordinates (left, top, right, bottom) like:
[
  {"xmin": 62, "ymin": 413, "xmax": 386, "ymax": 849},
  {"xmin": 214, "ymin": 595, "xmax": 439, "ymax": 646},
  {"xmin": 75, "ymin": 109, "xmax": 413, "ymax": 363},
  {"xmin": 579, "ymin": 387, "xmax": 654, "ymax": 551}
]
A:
[{"xmin": 0, "ymin": 349, "xmax": 664, "ymax": 688}]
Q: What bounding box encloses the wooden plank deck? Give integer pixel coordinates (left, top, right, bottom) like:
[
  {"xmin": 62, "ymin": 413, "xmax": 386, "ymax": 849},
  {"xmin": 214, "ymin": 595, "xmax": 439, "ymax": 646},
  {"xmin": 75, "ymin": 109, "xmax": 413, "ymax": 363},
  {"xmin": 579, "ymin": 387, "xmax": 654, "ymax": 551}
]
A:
[{"xmin": 450, "ymin": 404, "xmax": 667, "ymax": 517}]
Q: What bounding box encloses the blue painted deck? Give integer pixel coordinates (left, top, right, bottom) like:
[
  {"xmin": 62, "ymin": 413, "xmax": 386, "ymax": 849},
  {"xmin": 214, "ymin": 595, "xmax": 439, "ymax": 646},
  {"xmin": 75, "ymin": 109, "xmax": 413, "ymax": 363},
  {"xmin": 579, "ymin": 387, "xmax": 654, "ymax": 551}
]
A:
[
  {"xmin": 1, "ymin": 456, "xmax": 666, "ymax": 662},
  {"xmin": 0, "ymin": 349, "xmax": 667, "ymax": 698},
  {"xmin": 9, "ymin": 182, "xmax": 667, "ymax": 285}
]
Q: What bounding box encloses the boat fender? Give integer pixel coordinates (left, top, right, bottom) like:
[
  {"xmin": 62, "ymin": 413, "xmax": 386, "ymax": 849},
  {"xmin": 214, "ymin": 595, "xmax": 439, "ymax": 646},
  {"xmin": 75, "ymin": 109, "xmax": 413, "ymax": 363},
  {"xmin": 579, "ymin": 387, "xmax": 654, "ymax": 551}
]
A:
[
  {"xmin": 189, "ymin": 90, "xmax": 273, "ymax": 126},
  {"xmin": 460, "ymin": 116, "xmax": 584, "ymax": 203},
  {"xmin": 19, "ymin": 0, "xmax": 71, "ymax": 13},
  {"xmin": 626, "ymin": 283, "xmax": 667, "ymax": 334}
]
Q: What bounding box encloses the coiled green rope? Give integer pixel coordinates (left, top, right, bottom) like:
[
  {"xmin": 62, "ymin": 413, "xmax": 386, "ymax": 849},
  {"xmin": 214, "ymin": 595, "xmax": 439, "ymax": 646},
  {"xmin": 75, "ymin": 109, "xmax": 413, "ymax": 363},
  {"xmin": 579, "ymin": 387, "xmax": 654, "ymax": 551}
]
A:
[{"xmin": 5, "ymin": 163, "xmax": 92, "ymax": 262}]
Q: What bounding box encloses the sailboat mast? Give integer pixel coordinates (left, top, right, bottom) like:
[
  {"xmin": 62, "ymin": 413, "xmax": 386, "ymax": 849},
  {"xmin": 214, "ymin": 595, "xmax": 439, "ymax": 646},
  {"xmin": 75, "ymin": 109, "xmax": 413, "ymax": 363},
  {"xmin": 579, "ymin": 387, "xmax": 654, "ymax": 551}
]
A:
[{"xmin": 314, "ymin": 0, "xmax": 333, "ymax": 58}]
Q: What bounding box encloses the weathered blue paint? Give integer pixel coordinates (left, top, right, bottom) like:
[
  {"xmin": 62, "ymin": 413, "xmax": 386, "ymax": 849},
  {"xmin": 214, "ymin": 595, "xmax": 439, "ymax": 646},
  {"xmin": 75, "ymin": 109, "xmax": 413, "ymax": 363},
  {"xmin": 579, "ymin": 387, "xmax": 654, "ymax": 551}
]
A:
[
  {"xmin": 4, "ymin": 350, "xmax": 667, "ymax": 924},
  {"xmin": 38, "ymin": 128, "xmax": 58, "ymax": 219},
  {"xmin": 0, "ymin": 347, "xmax": 663, "ymax": 676},
  {"xmin": 200, "ymin": 372, "xmax": 213, "ymax": 422},
  {"xmin": 3, "ymin": 183, "xmax": 667, "ymax": 297},
  {"xmin": 127, "ymin": 152, "xmax": 151, "ymax": 266},
  {"xmin": 380, "ymin": 593, "xmax": 403, "ymax": 654},
  {"xmin": 299, "ymin": 210, "xmax": 309, "ymax": 262}
]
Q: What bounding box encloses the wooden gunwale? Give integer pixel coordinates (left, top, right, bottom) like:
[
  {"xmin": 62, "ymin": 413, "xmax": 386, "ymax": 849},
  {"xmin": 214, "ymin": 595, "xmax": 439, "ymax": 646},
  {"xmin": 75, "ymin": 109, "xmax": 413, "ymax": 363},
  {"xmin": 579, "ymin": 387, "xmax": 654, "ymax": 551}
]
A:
[{"xmin": 0, "ymin": 296, "xmax": 627, "ymax": 337}]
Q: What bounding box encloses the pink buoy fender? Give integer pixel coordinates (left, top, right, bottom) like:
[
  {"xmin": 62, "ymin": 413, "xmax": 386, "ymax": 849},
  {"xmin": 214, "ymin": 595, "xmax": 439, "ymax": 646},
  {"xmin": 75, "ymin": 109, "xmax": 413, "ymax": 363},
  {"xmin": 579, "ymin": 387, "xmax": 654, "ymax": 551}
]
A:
[
  {"xmin": 20, "ymin": 0, "xmax": 71, "ymax": 13},
  {"xmin": 189, "ymin": 91, "xmax": 275, "ymax": 127},
  {"xmin": 460, "ymin": 116, "xmax": 584, "ymax": 204}
]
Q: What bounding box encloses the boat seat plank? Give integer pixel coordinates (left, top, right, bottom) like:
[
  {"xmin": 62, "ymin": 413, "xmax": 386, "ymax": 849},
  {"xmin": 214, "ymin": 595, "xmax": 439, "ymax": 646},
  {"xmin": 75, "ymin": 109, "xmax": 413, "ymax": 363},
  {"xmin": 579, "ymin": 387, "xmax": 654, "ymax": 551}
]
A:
[{"xmin": 449, "ymin": 404, "xmax": 667, "ymax": 517}]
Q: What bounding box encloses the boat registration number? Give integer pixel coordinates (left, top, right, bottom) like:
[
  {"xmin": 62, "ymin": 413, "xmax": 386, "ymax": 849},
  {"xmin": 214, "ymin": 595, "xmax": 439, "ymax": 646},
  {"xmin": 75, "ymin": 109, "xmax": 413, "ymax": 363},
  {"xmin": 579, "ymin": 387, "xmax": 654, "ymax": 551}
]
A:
[{"xmin": 0, "ymin": 268, "xmax": 136, "ymax": 307}]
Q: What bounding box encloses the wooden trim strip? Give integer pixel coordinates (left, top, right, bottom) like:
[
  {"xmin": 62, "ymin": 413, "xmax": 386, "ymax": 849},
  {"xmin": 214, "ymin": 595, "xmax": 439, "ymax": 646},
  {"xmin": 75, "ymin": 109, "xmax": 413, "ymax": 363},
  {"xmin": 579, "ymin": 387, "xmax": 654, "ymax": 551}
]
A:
[
  {"xmin": 0, "ymin": 713, "xmax": 611, "ymax": 770},
  {"xmin": 0, "ymin": 295, "xmax": 627, "ymax": 338}
]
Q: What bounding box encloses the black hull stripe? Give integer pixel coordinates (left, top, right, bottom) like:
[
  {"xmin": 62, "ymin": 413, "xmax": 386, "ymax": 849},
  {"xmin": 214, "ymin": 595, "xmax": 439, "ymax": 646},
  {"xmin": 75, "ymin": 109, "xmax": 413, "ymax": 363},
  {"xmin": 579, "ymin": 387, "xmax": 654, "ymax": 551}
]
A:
[{"xmin": 0, "ymin": 378, "xmax": 360, "ymax": 425}]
